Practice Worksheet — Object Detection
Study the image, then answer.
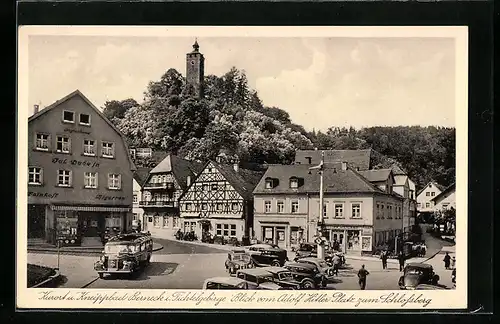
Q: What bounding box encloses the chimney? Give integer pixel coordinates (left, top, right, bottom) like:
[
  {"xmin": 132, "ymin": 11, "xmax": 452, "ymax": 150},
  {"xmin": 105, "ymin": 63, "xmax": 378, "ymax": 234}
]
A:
[
  {"xmin": 33, "ymin": 104, "xmax": 39, "ymax": 114},
  {"xmin": 186, "ymin": 175, "xmax": 191, "ymax": 187},
  {"xmin": 341, "ymin": 162, "xmax": 348, "ymax": 171},
  {"xmin": 233, "ymin": 162, "xmax": 239, "ymax": 173}
]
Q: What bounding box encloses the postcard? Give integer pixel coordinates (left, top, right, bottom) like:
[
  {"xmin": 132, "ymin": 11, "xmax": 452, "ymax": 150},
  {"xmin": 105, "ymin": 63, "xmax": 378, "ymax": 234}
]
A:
[{"xmin": 17, "ymin": 25, "xmax": 467, "ymax": 310}]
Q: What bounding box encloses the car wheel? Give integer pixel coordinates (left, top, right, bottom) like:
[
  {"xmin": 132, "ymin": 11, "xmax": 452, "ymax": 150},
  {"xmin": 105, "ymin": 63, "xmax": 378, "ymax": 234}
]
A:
[
  {"xmin": 301, "ymin": 279, "xmax": 315, "ymax": 289},
  {"xmin": 321, "ymin": 277, "xmax": 327, "ymax": 288},
  {"xmin": 271, "ymin": 260, "xmax": 281, "ymax": 267},
  {"xmin": 98, "ymin": 273, "xmax": 104, "ymax": 279}
]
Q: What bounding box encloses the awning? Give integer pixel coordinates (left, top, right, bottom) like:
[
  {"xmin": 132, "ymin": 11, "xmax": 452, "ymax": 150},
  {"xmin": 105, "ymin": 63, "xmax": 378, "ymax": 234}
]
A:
[
  {"xmin": 259, "ymin": 221, "xmax": 290, "ymax": 225},
  {"xmin": 51, "ymin": 205, "xmax": 131, "ymax": 212}
]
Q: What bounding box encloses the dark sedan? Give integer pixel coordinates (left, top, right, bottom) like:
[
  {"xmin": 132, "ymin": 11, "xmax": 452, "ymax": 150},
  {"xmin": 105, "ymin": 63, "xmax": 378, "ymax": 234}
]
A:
[{"xmin": 398, "ymin": 263, "xmax": 440, "ymax": 290}]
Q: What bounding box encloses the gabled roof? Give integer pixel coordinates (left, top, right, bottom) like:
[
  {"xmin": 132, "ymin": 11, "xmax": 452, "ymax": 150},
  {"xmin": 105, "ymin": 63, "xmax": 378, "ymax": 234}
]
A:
[
  {"xmin": 253, "ymin": 162, "xmax": 386, "ymax": 195},
  {"xmin": 357, "ymin": 169, "xmax": 393, "ymax": 183},
  {"xmin": 28, "ymin": 89, "xmax": 136, "ymax": 171},
  {"xmin": 294, "ymin": 149, "xmax": 372, "ymax": 170},
  {"xmin": 391, "ymin": 164, "xmax": 407, "ymax": 176},
  {"xmin": 431, "ymin": 182, "xmax": 456, "ymax": 203},
  {"xmin": 150, "ymin": 154, "xmax": 204, "ymax": 190},
  {"xmin": 212, "ymin": 161, "xmax": 264, "ymax": 200},
  {"xmin": 416, "ymin": 181, "xmax": 446, "ymax": 197},
  {"xmin": 133, "ymin": 167, "xmax": 152, "ymax": 187}
]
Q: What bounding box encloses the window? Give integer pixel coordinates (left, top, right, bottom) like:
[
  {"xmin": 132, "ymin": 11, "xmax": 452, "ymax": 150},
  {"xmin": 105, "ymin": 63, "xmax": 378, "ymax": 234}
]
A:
[
  {"xmin": 133, "ymin": 194, "xmax": 138, "ymax": 203},
  {"xmin": 202, "ymin": 203, "xmax": 208, "ymax": 211},
  {"xmin": 334, "ymin": 204, "xmax": 344, "ymax": 218},
  {"xmin": 35, "ymin": 133, "xmax": 49, "ymax": 151},
  {"xmin": 426, "ymin": 192, "xmax": 430, "ymax": 196},
  {"xmin": 79, "ymin": 113, "xmax": 91, "ymax": 125},
  {"xmin": 216, "ymin": 224, "xmax": 222, "ymax": 236},
  {"xmin": 216, "ymin": 203, "xmax": 223, "ymax": 212},
  {"xmin": 290, "ymin": 178, "xmax": 298, "ymax": 188},
  {"xmin": 277, "ymin": 201, "xmax": 284, "ymax": 213},
  {"xmin": 62, "ymin": 110, "xmax": 75, "ymax": 123},
  {"xmin": 57, "ymin": 170, "xmax": 72, "ymax": 187},
  {"xmin": 211, "ymin": 184, "xmax": 218, "ymax": 191},
  {"xmin": 202, "ymin": 184, "xmax": 209, "ymax": 191},
  {"xmin": 56, "ymin": 136, "xmax": 71, "ymax": 153},
  {"xmin": 232, "ymin": 202, "xmax": 239, "ymax": 211},
  {"xmin": 223, "ymin": 224, "xmax": 229, "ymax": 236},
  {"xmin": 351, "ymin": 203, "xmax": 361, "ymax": 218},
  {"xmin": 230, "ymin": 224, "xmax": 237, "ymax": 237},
  {"xmin": 376, "ymin": 203, "xmax": 380, "ymax": 219},
  {"xmin": 291, "ymin": 201, "xmax": 299, "ymax": 213},
  {"xmin": 28, "ymin": 167, "xmax": 43, "ymax": 185},
  {"xmin": 83, "ymin": 139, "xmax": 95, "ymax": 156},
  {"xmin": 265, "ymin": 180, "xmax": 273, "ymax": 189},
  {"xmin": 185, "ymin": 203, "xmax": 192, "ymax": 211},
  {"xmin": 102, "ymin": 142, "xmax": 115, "ymax": 158},
  {"xmin": 323, "ymin": 203, "xmax": 328, "ymax": 218},
  {"xmin": 431, "ymin": 192, "xmax": 435, "ymax": 196},
  {"xmin": 163, "ymin": 216, "xmax": 169, "ymax": 228},
  {"xmin": 425, "ymin": 202, "xmax": 430, "ymax": 208},
  {"xmin": 264, "ymin": 201, "xmax": 271, "ymax": 213},
  {"xmin": 153, "ymin": 216, "xmax": 160, "ymax": 227},
  {"xmin": 108, "ymin": 174, "xmax": 121, "ymax": 190},
  {"xmin": 173, "ymin": 217, "xmax": 180, "ymax": 228},
  {"xmin": 417, "ymin": 203, "xmax": 421, "ymax": 208},
  {"xmin": 443, "ymin": 203, "xmax": 449, "ymax": 209},
  {"xmin": 84, "ymin": 172, "xmax": 98, "ymax": 188},
  {"xmin": 381, "ymin": 204, "xmax": 385, "ymax": 219}
]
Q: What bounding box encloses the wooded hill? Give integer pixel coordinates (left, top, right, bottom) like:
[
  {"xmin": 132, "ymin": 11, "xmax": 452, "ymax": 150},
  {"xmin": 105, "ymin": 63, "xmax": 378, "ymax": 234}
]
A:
[{"xmin": 103, "ymin": 67, "xmax": 455, "ymax": 190}]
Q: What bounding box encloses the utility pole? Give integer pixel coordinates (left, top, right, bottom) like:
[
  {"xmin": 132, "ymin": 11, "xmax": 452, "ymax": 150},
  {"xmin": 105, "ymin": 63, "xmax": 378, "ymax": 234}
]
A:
[{"xmin": 310, "ymin": 151, "xmax": 325, "ymax": 260}]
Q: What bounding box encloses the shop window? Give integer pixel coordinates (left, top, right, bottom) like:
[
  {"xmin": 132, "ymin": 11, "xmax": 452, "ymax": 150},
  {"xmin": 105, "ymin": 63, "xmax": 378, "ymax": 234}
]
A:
[
  {"xmin": 62, "ymin": 110, "xmax": 75, "ymax": 123},
  {"xmin": 108, "ymin": 174, "xmax": 121, "ymax": 190},
  {"xmin": 277, "ymin": 201, "xmax": 284, "ymax": 213},
  {"xmin": 334, "ymin": 203, "xmax": 344, "ymax": 218},
  {"xmin": 57, "ymin": 170, "xmax": 72, "ymax": 187},
  {"xmin": 56, "ymin": 136, "xmax": 71, "ymax": 153},
  {"xmin": 79, "ymin": 113, "xmax": 91, "ymax": 126},
  {"xmin": 83, "ymin": 139, "xmax": 96, "ymax": 156},
  {"xmin": 291, "ymin": 201, "xmax": 299, "ymax": 213},
  {"xmin": 35, "ymin": 133, "xmax": 50, "ymax": 151},
  {"xmin": 84, "ymin": 172, "xmax": 98, "ymax": 189},
  {"xmin": 351, "ymin": 203, "xmax": 361, "ymax": 218},
  {"xmin": 105, "ymin": 215, "xmax": 121, "ymax": 228},
  {"xmin": 264, "ymin": 201, "xmax": 271, "ymax": 213},
  {"xmin": 223, "ymin": 224, "xmax": 229, "ymax": 236},
  {"xmin": 153, "ymin": 216, "xmax": 161, "ymax": 228},
  {"xmin": 163, "ymin": 216, "xmax": 169, "ymax": 228},
  {"xmin": 216, "ymin": 224, "xmax": 222, "ymax": 236},
  {"xmin": 102, "ymin": 141, "xmax": 115, "ymax": 158},
  {"xmin": 172, "ymin": 217, "xmax": 179, "ymax": 228},
  {"xmin": 230, "ymin": 224, "xmax": 236, "ymax": 237},
  {"xmin": 28, "ymin": 167, "xmax": 43, "ymax": 185}
]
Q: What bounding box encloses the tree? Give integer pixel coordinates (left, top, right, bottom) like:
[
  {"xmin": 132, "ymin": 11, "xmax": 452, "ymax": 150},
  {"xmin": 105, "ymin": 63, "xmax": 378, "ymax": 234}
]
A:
[{"xmin": 102, "ymin": 98, "xmax": 139, "ymax": 122}]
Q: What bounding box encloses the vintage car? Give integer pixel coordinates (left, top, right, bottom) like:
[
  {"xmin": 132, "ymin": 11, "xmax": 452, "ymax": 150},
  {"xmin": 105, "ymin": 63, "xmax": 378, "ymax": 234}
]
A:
[
  {"xmin": 202, "ymin": 277, "xmax": 252, "ymax": 290},
  {"xmin": 284, "ymin": 261, "xmax": 328, "ymax": 289},
  {"xmin": 398, "ymin": 263, "xmax": 440, "ymax": 290},
  {"xmin": 295, "ymin": 257, "xmax": 335, "ymax": 279},
  {"xmin": 261, "ymin": 267, "xmax": 301, "ymax": 290},
  {"xmin": 225, "ymin": 249, "xmax": 254, "ymax": 274},
  {"xmin": 94, "ymin": 232, "xmax": 153, "ymax": 279},
  {"xmin": 293, "ymin": 243, "xmax": 345, "ymax": 267},
  {"xmin": 235, "ymin": 268, "xmax": 285, "ymax": 290},
  {"xmin": 245, "ymin": 244, "xmax": 289, "ymax": 267}
]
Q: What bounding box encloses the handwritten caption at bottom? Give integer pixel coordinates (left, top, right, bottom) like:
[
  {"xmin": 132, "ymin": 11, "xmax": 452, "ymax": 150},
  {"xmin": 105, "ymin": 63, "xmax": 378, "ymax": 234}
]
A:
[{"xmin": 37, "ymin": 291, "xmax": 433, "ymax": 308}]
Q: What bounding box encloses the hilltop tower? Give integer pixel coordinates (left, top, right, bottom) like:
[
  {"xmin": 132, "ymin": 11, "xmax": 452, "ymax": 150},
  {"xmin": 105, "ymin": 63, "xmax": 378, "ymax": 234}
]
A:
[{"xmin": 186, "ymin": 39, "xmax": 205, "ymax": 98}]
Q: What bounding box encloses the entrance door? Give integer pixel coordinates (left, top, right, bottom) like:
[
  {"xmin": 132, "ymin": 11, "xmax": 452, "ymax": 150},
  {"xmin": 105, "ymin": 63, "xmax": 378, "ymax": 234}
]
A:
[
  {"xmin": 331, "ymin": 231, "xmax": 345, "ymax": 252},
  {"xmin": 276, "ymin": 227, "xmax": 286, "ymax": 249},
  {"xmin": 28, "ymin": 205, "xmax": 46, "ymax": 239},
  {"xmin": 262, "ymin": 227, "xmax": 274, "ymax": 245}
]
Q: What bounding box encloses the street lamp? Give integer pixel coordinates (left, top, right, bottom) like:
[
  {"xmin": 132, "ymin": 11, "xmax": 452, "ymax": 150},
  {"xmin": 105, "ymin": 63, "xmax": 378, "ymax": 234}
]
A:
[{"xmin": 309, "ymin": 151, "xmax": 326, "ymax": 260}]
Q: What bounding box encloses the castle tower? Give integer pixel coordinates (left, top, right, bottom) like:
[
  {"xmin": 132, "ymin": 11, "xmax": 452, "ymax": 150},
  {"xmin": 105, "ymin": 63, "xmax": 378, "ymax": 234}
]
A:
[{"xmin": 186, "ymin": 39, "xmax": 205, "ymax": 98}]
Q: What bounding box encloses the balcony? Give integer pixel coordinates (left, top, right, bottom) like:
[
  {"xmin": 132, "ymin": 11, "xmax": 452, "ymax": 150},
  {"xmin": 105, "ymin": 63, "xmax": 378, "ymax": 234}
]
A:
[
  {"xmin": 143, "ymin": 182, "xmax": 175, "ymax": 190},
  {"xmin": 139, "ymin": 200, "xmax": 178, "ymax": 208}
]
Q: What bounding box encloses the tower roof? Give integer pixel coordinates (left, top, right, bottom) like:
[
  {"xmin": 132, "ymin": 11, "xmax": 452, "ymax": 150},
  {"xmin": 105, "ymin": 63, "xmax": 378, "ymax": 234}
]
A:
[{"xmin": 192, "ymin": 39, "xmax": 200, "ymax": 52}]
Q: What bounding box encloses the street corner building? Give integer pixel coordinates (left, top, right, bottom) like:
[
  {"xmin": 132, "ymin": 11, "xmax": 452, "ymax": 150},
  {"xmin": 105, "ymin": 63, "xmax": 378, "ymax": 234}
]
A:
[
  {"xmin": 139, "ymin": 154, "xmax": 204, "ymax": 237},
  {"xmin": 27, "ymin": 90, "xmax": 136, "ymax": 247},
  {"xmin": 252, "ymin": 159, "xmax": 407, "ymax": 255},
  {"xmin": 178, "ymin": 154, "xmax": 264, "ymax": 245}
]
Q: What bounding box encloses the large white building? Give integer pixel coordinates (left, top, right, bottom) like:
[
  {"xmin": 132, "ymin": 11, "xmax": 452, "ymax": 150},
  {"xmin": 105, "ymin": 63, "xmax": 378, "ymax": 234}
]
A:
[{"xmin": 416, "ymin": 181, "xmax": 445, "ymax": 213}]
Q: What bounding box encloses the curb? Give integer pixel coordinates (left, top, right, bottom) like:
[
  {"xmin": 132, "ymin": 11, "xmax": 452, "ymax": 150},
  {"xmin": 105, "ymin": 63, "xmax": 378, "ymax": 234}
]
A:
[
  {"xmin": 29, "ymin": 243, "xmax": 163, "ymax": 254},
  {"xmin": 153, "ymin": 243, "xmax": 164, "ymax": 252},
  {"xmin": 81, "ymin": 277, "xmax": 100, "ymax": 289},
  {"xmin": 31, "ymin": 269, "xmax": 62, "ymax": 288}
]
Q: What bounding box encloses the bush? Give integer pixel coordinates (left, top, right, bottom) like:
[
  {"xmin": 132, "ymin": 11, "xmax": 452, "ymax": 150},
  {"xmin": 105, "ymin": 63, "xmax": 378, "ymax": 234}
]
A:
[{"xmin": 213, "ymin": 235, "xmax": 224, "ymax": 245}]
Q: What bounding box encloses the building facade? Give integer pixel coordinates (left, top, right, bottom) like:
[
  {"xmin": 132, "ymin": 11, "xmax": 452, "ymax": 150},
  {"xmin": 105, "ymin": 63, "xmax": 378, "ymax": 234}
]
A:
[
  {"xmin": 186, "ymin": 40, "xmax": 205, "ymax": 98},
  {"xmin": 416, "ymin": 181, "xmax": 445, "ymax": 213},
  {"xmin": 27, "ymin": 90, "xmax": 135, "ymax": 247},
  {"xmin": 253, "ymin": 162, "xmax": 404, "ymax": 254},
  {"xmin": 178, "ymin": 158, "xmax": 263, "ymax": 243},
  {"xmin": 132, "ymin": 167, "xmax": 151, "ymax": 226},
  {"xmin": 431, "ymin": 183, "xmax": 456, "ymax": 211},
  {"xmin": 140, "ymin": 155, "xmax": 202, "ymax": 238}
]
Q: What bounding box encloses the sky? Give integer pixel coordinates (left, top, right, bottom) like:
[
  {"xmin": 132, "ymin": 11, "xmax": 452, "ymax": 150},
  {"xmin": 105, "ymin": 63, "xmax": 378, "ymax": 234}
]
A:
[{"xmin": 27, "ymin": 35, "xmax": 456, "ymax": 131}]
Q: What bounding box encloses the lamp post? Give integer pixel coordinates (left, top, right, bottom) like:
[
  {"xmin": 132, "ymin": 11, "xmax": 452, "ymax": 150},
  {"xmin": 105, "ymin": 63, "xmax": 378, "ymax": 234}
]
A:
[{"xmin": 309, "ymin": 151, "xmax": 326, "ymax": 260}]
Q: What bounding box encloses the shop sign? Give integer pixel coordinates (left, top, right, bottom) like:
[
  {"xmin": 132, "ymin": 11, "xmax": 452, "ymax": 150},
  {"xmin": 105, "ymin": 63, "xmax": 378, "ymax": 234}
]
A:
[
  {"xmin": 28, "ymin": 191, "xmax": 59, "ymax": 198},
  {"xmin": 95, "ymin": 194, "xmax": 126, "ymax": 201},
  {"xmin": 64, "ymin": 127, "xmax": 91, "ymax": 135},
  {"xmin": 52, "ymin": 157, "xmax": 99, "ymax": 168},
  {"xmin": 362, "ymin": 228, "xmax": 372, "ymax": 235}
]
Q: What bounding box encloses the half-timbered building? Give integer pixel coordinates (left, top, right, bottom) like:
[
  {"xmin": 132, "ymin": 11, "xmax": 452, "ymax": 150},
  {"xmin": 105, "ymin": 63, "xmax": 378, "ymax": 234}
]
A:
[
  {"xmin": 140, "ymin": 154, "xmax": 203, "ymax": 238},
  {"xmin": 178, "ymin": 157, "xmax": 264, "ymax": 243}
]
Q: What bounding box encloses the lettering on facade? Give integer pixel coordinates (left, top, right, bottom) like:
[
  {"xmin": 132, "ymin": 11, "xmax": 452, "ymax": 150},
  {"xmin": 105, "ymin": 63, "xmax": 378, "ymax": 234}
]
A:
[
  {"xmin": 95, "ymin": 194, "xmax": 126, "ymax": 201},
  {"xmin": 64, "ymin": 128, "xmax": 91, "ymax": 135},
  {"xmin": 52, "ymin": 158, "xmax": 99, "ymax": 168},
  {"xmin": 28, "ymin": 192, "xmax": 59, "ymax": 198}
]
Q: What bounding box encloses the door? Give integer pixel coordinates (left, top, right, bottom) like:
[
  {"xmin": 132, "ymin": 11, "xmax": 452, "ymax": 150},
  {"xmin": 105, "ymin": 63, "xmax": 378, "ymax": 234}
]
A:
[
  {"xmin": 276, "ymin": 227, "xmax": 286, "ymax": 249},
  {"xmin": 262, "ymin": 227, "xmax": 274, "ymax": 245},
  {"xmin": 28, "ymin": 205, "xmax": 46, "ymax": 239},
  {"xmin": 332, "ymin": 232, "xmax": 345, "ymax": 252}
]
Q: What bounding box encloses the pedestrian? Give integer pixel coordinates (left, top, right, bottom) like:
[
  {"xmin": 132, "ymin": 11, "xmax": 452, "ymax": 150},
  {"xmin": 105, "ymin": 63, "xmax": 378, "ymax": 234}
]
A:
[
  {"xmin": 398, "ymin": 251, "xmax": 405, "ymax": 272},
  {"xmin": 137, "ymin": 219, "xmax": 142, "ymax": 232},
  {"xmin": 421, "ymin": 243, "xmax": 427, "ymax": 257},
  {"xmin": 357, "ymin": 264, "xmax": 370, "ymax": 290},
  {"xmin": 443, "ymin": 252, "xmax": 451, "ymax": 270},
  {"xmin": 451, "ymin": 256, "xmax": 456, "ymax": 269},
  {"xmin": 332, "ymin": 239, "xmax": 340, "ymax": 252},
  {"xmin": 333, "ymin": 254, "xmax": 341, "ymax": 276},
  {"xmin": 380, "ymin": 250, "xmax": 388, "ymax": 270}
]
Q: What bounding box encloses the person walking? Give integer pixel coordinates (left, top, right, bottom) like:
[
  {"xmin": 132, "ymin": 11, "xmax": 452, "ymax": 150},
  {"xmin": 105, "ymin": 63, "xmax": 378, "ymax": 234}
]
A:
[
  {"xmin": 398, "ymin": 251, "xmax": 405, "ymax": 272},
  {"xmin": 380, "ymin": 250, "xmax": 388, "ymax": 270},
  {"xmin": 443, "ymin": 252, "xmax": 451, "ymax": 270},
  {"xmin": 333, "ymin": 254, "xmax": 341, "ymax": 276},
  {"xmin": 357, "ymin": 265, "xmax": 370, "ymax": 290},
  {"xmin": 451, "ymin": 256, "xmax": 456, "ymax": 270}
]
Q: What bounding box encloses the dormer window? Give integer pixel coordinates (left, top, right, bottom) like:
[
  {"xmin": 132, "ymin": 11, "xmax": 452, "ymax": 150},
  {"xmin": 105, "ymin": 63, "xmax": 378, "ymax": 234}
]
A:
[
  {"xmin": 289, "ymin": 177, "xmax": 299, "ymax": 189},
  {"xmin": 265, "ymin": 177, "xmax": 278, "ymax": 189}
]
